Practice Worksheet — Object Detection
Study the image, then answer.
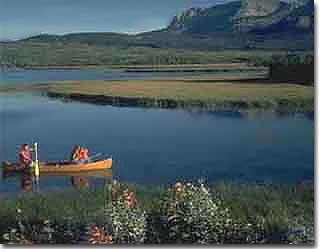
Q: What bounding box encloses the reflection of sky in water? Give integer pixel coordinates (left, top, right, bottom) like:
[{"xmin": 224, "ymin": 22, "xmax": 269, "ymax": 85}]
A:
[
  {"xmin": 0, "ymin": 93, "xmax": 314, "ymax": 195},
  {"xmin": 0, "ymin": 68, "xmax": 264, "ymax": 85}
]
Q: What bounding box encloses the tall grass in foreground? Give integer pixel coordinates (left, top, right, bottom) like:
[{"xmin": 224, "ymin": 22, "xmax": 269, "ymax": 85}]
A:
[{"xmin": 0, "ymin": 181, "xmax": 314, "ymax": 244}]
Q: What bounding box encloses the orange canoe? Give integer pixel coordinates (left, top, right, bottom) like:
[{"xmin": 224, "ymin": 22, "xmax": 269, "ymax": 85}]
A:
[{"xmin": 2, "ymin": 158, "xmax": 112, "ymax": 174}]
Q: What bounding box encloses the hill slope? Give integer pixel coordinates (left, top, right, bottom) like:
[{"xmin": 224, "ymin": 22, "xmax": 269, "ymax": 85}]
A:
[
  {"xmin": 0, "ymin": 0, "xmax": 314, "ymax": 66},
  {"xmin": 17, "ymin": 0, "xmax": 314, "ymax": 50}
]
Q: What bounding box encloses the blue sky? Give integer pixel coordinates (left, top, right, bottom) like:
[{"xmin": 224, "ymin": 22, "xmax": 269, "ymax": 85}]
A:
[{"xmin": 0, "ymin": 0, "xmax": 234, "ymax": 41}]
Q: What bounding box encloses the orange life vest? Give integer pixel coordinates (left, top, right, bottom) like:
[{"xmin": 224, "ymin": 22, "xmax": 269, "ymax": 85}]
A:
[
  {"xmin": 72, "ymin": 148, "xmax": 81, "ymax": 161},
  {"xmin": 79, "ymin": 148, "xmax": 89, "ymax": 161},
  {"xmin": 83, "ymin": 149, "xmax": 89, "ymax": 160},
  {"xmin": 20, "ymin": 149, "xmax": 31, "ymax": 164}
]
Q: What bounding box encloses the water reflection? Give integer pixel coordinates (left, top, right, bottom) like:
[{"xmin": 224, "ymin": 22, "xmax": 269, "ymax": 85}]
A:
[
  {"xmin": 21, "ymin": 174, "xmax": 33, "ymax": 192},
  {"xmin": 0, "ymin": 93, "xmax": 314, "ymax": 192},
  {"xmin": 2, "ymin": 170, "xmax": 113, "ymax": 194},
  {"xmin": 71, "ymin": 176, "xmax": 90, "ymax": 189},
  {"xmin": 46, "ymin": 94, "xmax": 314, "ymax": 122},
  {"xmin": 1, "ymin": 68, "xmax": 253, "ymax": 85}
]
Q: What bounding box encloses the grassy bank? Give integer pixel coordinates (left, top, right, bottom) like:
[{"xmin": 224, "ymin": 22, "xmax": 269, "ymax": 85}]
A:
[
  {"xmin": 20, "ymin": 63, "xmax": 266, "ymax": 74},
  {"xmin": 19, "ymin": 63, "xmax": 256, "ymax": 69},
  {"xmin": 0, "ymin": 76, "xmax": 314, "ymax": 112},
  {"xmin": 0, "ymin": 181, "xmax": 314, "ymax": 244},
  {"xmin": 44, "ymin": 80, "xmax": 314, "ymax": 113}
]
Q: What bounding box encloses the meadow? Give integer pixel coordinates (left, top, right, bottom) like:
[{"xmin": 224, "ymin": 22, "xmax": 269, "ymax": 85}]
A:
[{"xmin": 45, "ymin": 79, "xmax": 314, "ymax": 113}]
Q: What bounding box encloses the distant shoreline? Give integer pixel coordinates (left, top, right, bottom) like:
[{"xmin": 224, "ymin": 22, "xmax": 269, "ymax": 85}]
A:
[
  {"xmin": 1, "ymin": 78, "xmax": 312, "ymax": 113},
  {"xmin": 9, "ymin": 63, "xmax": 263, "ymax": 71},
  {"xmin": 46, "ymin": 90, "xmax": 314, "ymax": 114}
]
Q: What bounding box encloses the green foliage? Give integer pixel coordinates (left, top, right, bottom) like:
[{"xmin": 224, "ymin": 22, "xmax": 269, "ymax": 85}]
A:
[
  {"xmin": 160, "ymin": 182, "xmax": 231, "ymax": 243},
  {"xmin": 0, "ymin": 37, "xmax": 313, "ymax": 67},
  {"xmin": 0, "ymin": 0, "xmax": 314, "ymax": 69},
  {"xmin": 0, "ymin": 181, "xmax": 314, "ymax": 244},
  {"xmin": 106, "ymin": 196, "xmax": 147, "ymax": 244},
  {"xmin": 269, "ymin": 54, "xmax": 314, "ymax": 85}
]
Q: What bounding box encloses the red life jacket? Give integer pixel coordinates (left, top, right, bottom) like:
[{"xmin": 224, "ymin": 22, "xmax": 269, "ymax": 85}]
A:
[
  {"xmin": 20, "ymin": 149, "xmax": 31, "ymax": 163},
  {"xmin": 83, "ymin": 149, "xmax": 89, "ymax": 160},
  {"xmin": 72, "ymin": 149, "xmax": 81, "ymax": 161},
  {"xmin": 79, "ymin": 148, "xmax": 89, "ymax": 161}
]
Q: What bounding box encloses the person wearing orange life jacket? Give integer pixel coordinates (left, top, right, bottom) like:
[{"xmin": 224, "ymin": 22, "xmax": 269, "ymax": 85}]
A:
[
  {"xmin": 19, "ymin": 144, "xmax": 32, "ymax": 169},
  {"xmin": 71, "ymin": 145, "xmax": 81, "ymax": 162},
  {"xmin": 79, "ymin": 147, "xmax": 90, "ymax": 164}
]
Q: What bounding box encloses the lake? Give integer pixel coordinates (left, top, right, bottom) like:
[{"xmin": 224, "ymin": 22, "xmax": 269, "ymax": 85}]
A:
[
  {"xmin": 0, "ymin": 93, "xmax": 314, "ymax": 195},
  {"xmin": 0, "ymin": 67, "xmax": 266, "ymax": 85}
]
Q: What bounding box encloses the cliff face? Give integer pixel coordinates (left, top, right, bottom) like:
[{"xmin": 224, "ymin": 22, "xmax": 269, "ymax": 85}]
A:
[
  {"xmin": 167, "ymin": 0, "xmax": 313, "ymax": 34},
  {"xmin": 284, "ymin": 0, "xmax": 314, "ymax": 30},
  {"xmin": 169, "ymin": 8, "xmax": 207, "ymax": 33},
  {"xmin": 233, "ymin": 1, "xmax": 291, "ymax": 32},
  {"xmin": 234, "ymin": 0, "xmax": 281, "ymax": 18},
  {"xmin": 167, "ymin": 1, "xmax": 242, "ymax": 34}
]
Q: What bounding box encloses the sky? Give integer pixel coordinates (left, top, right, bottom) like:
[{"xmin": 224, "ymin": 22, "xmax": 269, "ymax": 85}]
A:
[{"xmin": 0, "ymin": 0, "xmax": 234, "ymax": 41}]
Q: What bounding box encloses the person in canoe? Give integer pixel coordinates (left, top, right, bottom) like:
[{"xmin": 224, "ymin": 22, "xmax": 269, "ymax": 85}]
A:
[
  {"xmin": 19, "ymin": 144, "xmax": 32, "ymax": 169},
  {"xmin": 71, "ymin": 145, "xmax": 81, "ymax": 162},
  {"xmin": 79, "ymin": 147, "xmax": 90, "ymax": 164}
]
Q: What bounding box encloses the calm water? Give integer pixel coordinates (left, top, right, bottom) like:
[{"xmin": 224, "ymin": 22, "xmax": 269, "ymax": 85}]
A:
[
  {"xmin": 0, "ymin": 93, "xmax": 314, "ymax": 195},
  {"xmin": 0, "ymin": 68, "xmax": 264, "ymax": 85}
]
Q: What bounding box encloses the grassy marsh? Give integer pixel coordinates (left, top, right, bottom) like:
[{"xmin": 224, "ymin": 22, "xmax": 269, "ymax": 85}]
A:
[{"xmin": 45, "ymin": 79, "xmax": 314, "ymax": 112}]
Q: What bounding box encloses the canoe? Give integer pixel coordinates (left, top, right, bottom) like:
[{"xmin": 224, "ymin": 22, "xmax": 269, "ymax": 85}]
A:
[
  {"xmin": 2, "ymin": 158, "xmax": 112, "ymax": 174},
  {"xmin": 40, "ymin": 169, "xmax": 113, "ymax": 178}
]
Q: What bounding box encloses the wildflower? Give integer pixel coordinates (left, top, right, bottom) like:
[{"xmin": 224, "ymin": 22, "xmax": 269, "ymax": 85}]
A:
[
  {"xmin": 174, "ymin": 182, "xmax": 185, "ymax": 200},
  {"xmin": 175, "ymin": 182, "xmax": 184, "ymax": 192},
  {"xmin": 122, "ymin": 190, "xmax": 137, "ymax": 207},
  {"xmin": 88, "ymin": 225, "xmax": 113, "ymax": 244}
]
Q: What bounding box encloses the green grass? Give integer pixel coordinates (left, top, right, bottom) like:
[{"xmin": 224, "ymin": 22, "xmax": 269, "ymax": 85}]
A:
[
  {"xmin": 44, "ymin": 79, "xmax": 314, "ymax": 112},
  {"xmin": 0, "ymin": 77, "xmax": 314, "ymax": 112},
  {"xmin": 0, "ymin": 181, "xmax": 313, "ymax": 225},
  {"xmin": 212, "ymin": 182, "xmax": 314, "ymax": 225},
  {"xmin": 0, "ymin": 181, "xmax": 313, "ymax": 244},
  {"xmin": 1, "ymin": 40, "xmax": 311, "ymax": 67}
]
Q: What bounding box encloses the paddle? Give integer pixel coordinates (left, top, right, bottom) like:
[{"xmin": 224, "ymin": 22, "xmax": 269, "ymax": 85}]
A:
[{"xmin": 88, "ymin": 153, "xmax": 103, "ymax": 161}]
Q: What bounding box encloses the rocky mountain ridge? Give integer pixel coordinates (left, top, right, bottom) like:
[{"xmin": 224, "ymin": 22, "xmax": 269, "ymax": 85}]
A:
[
  {"xmin": 167, "ymin": 0, "xmax": 313, "ymax": 33},
  {"xmin": 9, "ymin": 0, "xmax": 314, "ymax": 51}
]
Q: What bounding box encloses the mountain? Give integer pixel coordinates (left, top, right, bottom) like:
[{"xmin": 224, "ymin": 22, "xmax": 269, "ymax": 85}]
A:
[
  {"xmin": 1, "ymin": 0, "xmax": 314, "ymax": 67},
  {"xmin": 19, "ymin": 0, "xmax": 314, "ymax": 50},
  {"xmin": 268, "ymin": 0, "xmax": 314, "ymax": 32},
  {"xmin": 167, "ymin": 1, "xmax": 242, "ymax": 34},
  {"xmin": 167, "ymin": 0, "xmax": 314, "ymax": 35}
]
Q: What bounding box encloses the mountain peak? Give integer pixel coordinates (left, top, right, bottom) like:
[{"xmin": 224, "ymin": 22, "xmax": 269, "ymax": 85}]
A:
[
  {"xmin": 169, "ymin": 7, "xmax": 208, "ymax": 33},
  {"xmin": 167, "ymin": 0, "xmax": 313, "ymax": 35},
  {"xmin": 234, "ymin": 0, "xmax": 281, "ymax": 19}
]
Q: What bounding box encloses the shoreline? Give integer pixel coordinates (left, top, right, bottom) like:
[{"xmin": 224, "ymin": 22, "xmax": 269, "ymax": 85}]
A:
[
  {"xmin": 7, "ymin": 63, "xmax": 267, "ymax": 73},
  {"xmin": 44, "ymin": 79, "xmax": 314, "ymax": 113},
  {"xmin": 3, "ymin": 63, "xmax": 250, "ymax": 69},
  {"xmin": 0, "ymin": 79, "xmax": 314, "ymax": 113},
  {"xmin": 46, "ymin": 90, "xmax": 314, "ymax": 114}
]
